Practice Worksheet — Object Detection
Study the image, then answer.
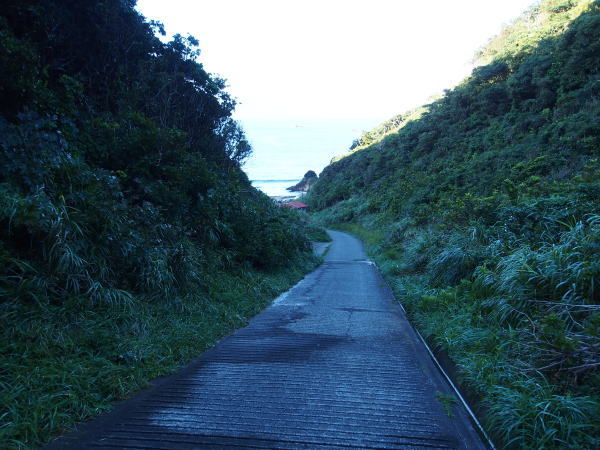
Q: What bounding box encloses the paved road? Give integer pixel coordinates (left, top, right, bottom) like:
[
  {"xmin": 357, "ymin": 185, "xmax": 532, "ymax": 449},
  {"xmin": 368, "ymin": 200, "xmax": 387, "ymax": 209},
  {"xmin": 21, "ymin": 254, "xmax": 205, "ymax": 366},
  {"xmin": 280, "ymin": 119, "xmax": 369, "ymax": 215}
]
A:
[{"xmin": 47, "ymin": 231, "xmax": 486, "ymax": 449}]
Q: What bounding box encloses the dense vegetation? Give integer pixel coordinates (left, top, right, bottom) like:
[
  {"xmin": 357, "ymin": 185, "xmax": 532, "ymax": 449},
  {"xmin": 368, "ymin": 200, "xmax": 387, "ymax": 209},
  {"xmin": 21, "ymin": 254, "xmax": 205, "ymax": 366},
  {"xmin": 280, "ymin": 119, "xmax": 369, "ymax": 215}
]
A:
[
  {"xmin": 309, "ymin": 0, "xmax": 599, "ymax": 447},
  {"xmin": 0, "ymin": 1, "xmax": 318, "ymax": 447}
]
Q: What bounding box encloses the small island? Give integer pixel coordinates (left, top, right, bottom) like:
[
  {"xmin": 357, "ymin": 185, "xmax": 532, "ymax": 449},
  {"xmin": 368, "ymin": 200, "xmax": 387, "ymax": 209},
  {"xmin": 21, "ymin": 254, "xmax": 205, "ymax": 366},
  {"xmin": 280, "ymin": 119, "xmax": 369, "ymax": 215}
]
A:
[{"xmin": 287, "ymin": 170, "xmax": 318, "ymax": 192}]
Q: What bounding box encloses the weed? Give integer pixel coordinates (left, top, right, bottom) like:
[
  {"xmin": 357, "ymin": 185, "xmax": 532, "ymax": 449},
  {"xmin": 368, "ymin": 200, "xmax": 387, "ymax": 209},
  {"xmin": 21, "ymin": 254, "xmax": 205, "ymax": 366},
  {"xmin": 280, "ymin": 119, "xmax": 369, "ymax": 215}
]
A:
[{"xmin": 436, "ymin": 392, "xmax": 458, "ymax": 418}]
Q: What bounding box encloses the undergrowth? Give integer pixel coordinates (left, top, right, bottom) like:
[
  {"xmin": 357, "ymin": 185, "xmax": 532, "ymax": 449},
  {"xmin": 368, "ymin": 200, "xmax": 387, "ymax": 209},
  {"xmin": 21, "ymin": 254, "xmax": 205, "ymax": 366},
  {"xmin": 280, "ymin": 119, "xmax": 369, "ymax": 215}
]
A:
[
  {"xmin": 315, "ymin": 213, "xmax": 599, "ymax": 448},
  {"xmin": 0, "ymin": 255, "xmax": 317, "ymax": 448}
]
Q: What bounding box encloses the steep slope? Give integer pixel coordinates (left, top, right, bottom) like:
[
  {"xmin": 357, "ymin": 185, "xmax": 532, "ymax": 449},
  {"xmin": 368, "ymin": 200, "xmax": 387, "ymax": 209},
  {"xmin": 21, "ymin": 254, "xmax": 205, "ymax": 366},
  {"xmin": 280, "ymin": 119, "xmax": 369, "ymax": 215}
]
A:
[
  {"xmin": 0, "ymin": 1, "xmax": 318, "ymax": 447},
  {"xmin": 309, "ymin": 0, "xmax": 599, "ymax": 447}
]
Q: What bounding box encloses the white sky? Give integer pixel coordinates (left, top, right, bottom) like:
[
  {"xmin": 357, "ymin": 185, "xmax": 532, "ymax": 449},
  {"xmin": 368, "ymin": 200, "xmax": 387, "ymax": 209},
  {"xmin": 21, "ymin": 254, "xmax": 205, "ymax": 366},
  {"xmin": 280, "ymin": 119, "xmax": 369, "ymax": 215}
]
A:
[
  {"xmin": 136, "ymin": 0, "xmax": 534, "ymax": 121},
  {"xmin": 136, "ymin": 0, "xmax": 535, "ymax": 180}
]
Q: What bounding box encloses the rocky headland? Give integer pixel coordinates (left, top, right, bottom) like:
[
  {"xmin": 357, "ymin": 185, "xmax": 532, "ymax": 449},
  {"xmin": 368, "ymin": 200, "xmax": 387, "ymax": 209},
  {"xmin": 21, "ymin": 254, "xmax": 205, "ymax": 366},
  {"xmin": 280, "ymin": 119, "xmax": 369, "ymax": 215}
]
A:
[{"xmin": 287, "ymin": 170, "xmax": 318, "ymax": 192}]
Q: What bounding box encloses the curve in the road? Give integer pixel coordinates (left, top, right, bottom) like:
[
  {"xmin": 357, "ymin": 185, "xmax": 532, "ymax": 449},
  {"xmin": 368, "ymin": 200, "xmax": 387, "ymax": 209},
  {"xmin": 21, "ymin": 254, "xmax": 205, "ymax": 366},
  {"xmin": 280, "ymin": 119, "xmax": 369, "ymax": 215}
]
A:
[{"xmin": 46, "ymin": 230, "xmax": 486, "ymax": 449}]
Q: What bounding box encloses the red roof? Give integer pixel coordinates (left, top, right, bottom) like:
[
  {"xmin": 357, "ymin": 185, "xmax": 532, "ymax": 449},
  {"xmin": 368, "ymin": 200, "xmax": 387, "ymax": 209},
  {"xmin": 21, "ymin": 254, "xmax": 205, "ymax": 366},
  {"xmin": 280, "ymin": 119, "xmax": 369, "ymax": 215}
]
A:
[{"xmin": 282, "ymin": 201, "xmax": 308, "ymax": 209}]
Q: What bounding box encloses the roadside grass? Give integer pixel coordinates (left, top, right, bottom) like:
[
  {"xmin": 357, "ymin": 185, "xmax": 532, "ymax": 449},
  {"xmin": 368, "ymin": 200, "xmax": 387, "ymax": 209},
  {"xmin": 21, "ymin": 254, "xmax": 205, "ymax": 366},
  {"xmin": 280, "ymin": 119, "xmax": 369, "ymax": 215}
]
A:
[
  {"xmin": 328, "ymin": 222, "xmax": 383, "ymax": 247},
  {"xmin": 320, "ymin": 216, "xmax": 599, "ymax": 449},
  {"xmin": 299, "ymin": 213, "xmax": 332, "ymax": 242},
  {"xmin": 305, "ymin": 224, "xmax": 332, "ymax": 242},
  {"xmin": 0, "ymin": 255, "xmax": 318, "ymax": 449}
]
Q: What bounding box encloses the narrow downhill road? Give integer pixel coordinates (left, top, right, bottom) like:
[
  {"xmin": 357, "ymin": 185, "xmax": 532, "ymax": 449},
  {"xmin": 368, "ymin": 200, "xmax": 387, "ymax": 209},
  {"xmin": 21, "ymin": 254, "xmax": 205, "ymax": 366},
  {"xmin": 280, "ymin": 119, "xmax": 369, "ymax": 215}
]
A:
[{"xmin": 48, "ymin": 231, "xmax": 486, "ymax": 449}]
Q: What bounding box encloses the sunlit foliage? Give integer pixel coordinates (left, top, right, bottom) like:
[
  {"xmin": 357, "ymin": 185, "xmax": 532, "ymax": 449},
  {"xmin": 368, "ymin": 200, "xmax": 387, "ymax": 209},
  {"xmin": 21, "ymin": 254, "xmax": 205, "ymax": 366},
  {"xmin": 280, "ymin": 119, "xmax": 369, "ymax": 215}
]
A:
[{"xmin": 309, "ymin": 0, "xmax": 600, "ymax": 447}]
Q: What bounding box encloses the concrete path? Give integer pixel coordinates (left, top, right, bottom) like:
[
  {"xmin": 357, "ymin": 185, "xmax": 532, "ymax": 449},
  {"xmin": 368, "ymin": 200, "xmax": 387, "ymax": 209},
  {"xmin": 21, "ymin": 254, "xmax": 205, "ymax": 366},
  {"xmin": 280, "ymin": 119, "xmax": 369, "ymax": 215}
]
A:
[{"xmin": 47, "ymin": 231, "xmax": 486, "ymax": 449}]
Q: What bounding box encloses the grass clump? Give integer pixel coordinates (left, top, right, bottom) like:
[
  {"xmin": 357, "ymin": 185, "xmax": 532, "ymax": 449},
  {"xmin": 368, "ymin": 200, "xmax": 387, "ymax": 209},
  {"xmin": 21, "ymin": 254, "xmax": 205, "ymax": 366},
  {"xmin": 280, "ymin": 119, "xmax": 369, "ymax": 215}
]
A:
[{"xmin": 435, "ymin": 392, "xmax": 458, "ymax": 418}]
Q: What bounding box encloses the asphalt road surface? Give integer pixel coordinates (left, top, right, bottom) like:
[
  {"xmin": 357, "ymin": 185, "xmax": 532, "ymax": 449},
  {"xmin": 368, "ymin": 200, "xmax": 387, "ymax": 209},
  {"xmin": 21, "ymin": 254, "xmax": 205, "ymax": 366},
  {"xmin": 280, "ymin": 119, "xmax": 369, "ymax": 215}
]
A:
[{"xmin": 47, "ymin": 230, "xmax": 486, "ymax": 449}]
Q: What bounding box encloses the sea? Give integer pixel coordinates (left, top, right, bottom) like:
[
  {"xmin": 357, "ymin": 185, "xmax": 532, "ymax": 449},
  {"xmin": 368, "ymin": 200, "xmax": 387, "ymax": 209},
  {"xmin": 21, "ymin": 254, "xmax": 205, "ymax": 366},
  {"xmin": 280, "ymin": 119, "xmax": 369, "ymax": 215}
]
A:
[
  {"xmin": 242, "ymin": 117, "xmax": 381, "ymax": 197},
  {"xmin": 251, "ymin": 179, "xmax": 301, "ymax": 197}
]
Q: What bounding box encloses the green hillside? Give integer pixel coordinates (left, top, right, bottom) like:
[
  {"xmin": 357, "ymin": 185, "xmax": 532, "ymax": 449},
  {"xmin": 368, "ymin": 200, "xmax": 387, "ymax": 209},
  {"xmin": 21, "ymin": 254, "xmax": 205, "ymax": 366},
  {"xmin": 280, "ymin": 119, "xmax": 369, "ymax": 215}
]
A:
[
  {"xmin": 309, "ymin": 0, "xmax": 600, "ymax": 447},
  {"xmin": 0, "ymin": 1, "xmax": 319, "ymax": 447}
]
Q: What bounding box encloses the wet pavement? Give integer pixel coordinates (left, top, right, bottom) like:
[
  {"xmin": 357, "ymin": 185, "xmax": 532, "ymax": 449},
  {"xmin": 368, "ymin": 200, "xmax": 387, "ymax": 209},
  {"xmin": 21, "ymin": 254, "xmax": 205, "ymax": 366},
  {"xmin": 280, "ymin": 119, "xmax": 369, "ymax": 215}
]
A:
[{"xmin": 46, "ymin": 230, "xmax": 486, "ymax": 449}]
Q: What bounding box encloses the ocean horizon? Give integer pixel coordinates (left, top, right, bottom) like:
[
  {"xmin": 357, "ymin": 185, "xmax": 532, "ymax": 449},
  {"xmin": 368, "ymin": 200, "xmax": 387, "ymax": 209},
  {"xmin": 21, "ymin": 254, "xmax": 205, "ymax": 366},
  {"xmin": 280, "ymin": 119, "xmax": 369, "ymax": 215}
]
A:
[
  {"xmin": 241, "ymin": 117, "xmax": 381, "ymax": 181},
  {"xmin": 251, "ymin": 179, "xmax": 302, "ymax": 197}
]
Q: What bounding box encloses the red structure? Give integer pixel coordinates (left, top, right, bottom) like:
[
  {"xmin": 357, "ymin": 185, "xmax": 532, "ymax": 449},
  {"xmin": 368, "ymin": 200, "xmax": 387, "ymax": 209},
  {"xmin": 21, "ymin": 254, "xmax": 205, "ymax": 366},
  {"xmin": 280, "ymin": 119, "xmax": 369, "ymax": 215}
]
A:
[{"xmin": 282, "ymin": 201, "xmax": 308, "ymax": 211}]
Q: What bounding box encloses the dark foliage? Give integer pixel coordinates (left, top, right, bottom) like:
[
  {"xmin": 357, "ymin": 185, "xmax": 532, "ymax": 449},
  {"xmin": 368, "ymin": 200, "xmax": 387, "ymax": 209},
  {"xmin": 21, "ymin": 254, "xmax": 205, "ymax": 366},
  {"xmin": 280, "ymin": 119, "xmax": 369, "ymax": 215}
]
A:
[
  {"xmin": 0, "ymin": 0, "xmax": 312, "ymax": 306},
  {"xmin": 0, "ymin": 3, "xmax": 317, "ymax": 446}
]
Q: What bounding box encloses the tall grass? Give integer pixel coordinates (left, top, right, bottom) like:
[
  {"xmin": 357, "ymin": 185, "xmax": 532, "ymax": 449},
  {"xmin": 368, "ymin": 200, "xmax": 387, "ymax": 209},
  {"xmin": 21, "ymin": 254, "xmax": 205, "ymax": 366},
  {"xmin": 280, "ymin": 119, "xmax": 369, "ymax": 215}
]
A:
[{"xmin": 316, "ymin": 207, "xmax": 599, "ymax": 448}]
